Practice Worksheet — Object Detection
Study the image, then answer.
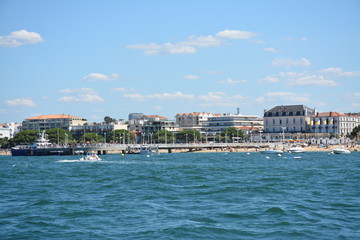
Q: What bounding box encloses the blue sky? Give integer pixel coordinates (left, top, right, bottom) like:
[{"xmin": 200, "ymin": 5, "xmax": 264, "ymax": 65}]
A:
[{"xmin": 1, "ymin": 0, "xmax": 359, "ymax": 123}]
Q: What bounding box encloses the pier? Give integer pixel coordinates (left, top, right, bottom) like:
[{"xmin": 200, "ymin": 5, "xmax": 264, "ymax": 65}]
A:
[{"xmin": 24, "ymin": 143, "xmax": 271, "ymax": 156}]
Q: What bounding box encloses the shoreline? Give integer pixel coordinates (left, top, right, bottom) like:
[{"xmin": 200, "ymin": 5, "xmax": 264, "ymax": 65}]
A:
[{"xmin": 1, "ymin": 144, "xmax": 358, "ymax": 156}]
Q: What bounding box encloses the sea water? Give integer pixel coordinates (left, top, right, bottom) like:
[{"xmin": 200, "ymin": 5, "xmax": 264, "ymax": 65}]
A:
[{"xmin": 1, "ymin": 152, "xmax": 359, "ymax": 239}]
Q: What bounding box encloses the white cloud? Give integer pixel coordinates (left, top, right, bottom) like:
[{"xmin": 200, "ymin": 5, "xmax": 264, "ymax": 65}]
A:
[
  {"xmin": 5, "ymin": 98, "xmax": 37, "ymax": 107},
  {"xmin": 83, "ymin": 73, "xmax": 119, "ymax": 81},
  {"xmin": 0, "ymin": 30, "xmax": 44, "ymax": 47},
  {"xmin": 219, "ymin": 78, "xmax": 246, "ymax": 85},
  {"xmin": 256, "ymin": 92, "xmax": 311, "ymax": 103},
  {"xmin": 127, "ymin": 29, "xmax": 259, "ymax": 55},
  {"xmin": 184, "ymin": 75, "xmax": 200, "ymax": 80},
  {"xmin": 198, "ymin": 92, "xmax": 249, "ymax": 107},
  {"xmin": 110, "ymin": 87, "xmax": 136, "ymax": 93},
  {"xmin": 180, "ymin": 35, "xmax": 222, "ymax": 47},
  {"xmin": 272, "ymin": 58, "xmax": 311, "ymax": 68},
  {"xmin": 127, "ymin": 42, "xmax": 197, "ymax": 55},
  {"xmin": 216, "ymin": 29, "xmax": 259, "ymax": 39},
  {"xmin": 319, "ymin": 67, "xmax": 360, "ymax": 77},
  {"xmin": 199, "ymin": 92, "xmax": 226, "ymax": 102},
  {"xmin": 59, "ymin": 88, "xmax": 97, "ymax": 94},
  {"xmin": 290, "ymin": 75, "xmax": 337, "ymax": 86},
  {"xmin": 58, "ymin": 94, "xmax": 104, "ymax": 103},
  {"xmin": 259, "ymin": 76, "xmax": 280, "ymax": 84},
  {"xmin": 122, "ymin": 91, "xmax": 195, "ymax": 101},
  {"xmin": 264, "ymin": 47, "xmax": 279, "ymax": 52}
]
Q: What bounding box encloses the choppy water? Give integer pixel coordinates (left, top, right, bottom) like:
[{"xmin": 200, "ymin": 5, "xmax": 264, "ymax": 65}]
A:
[{"xmin": 1, "ymin": 152, "xmax": 359, "ymax": 239}]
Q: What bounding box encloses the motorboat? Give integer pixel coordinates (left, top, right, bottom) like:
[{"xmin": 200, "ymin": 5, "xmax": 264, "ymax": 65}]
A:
[
  {"xmin": 288, "ymin": 146, "xmax": 306, "ymax": 153},
  {"xmin": 80, "ymin": 152, "xmax": 101, "ymax": 161},
  {"xmin": 332, "ymin": 147, "xmax": 351, "ymax": 154},
  {"xmin": 259, "ymin": 149, "xmax": 284, "ymax": 154},
  {"xmin": 140, "ymin": 145, "xmax": 159, "ymax": 155}
]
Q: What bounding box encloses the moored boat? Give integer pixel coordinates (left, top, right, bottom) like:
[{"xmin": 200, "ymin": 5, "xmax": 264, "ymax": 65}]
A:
[
  {"xmin": 288, "ymin": 146, "xmax": 306, "ymax": 153},
  {"xmin": 259, "ymin": 149, "xmax": 284, "ymax": 154},
  {"xmin": 11, "ymin": 130, "xmax": 53, "ymax": 156},
  {"xmin": 332, "ymin": 147, "xmax": 351, "ymax": 154},
  {"xmin": 140, "ymin": 145, "xmax": 159, "ymax": 155}
]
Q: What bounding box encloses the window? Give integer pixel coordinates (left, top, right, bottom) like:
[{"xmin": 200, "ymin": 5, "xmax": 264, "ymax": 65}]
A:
[
  {"xmin": 293, "ymin": 118, "xmax": 296, "ymax": 124},
  {"xmin": 286, "ymin": 118, "xmax": 289, "ymax": 124},
  {"xmin": 279, "ymin": 119, "xmax": 282, "ymax": 124}
]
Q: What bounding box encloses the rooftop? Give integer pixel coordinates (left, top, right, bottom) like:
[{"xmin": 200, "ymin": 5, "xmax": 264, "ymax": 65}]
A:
[{"xmin": 26, "ymin": 114, "xmax": 83, "ymax": 120}]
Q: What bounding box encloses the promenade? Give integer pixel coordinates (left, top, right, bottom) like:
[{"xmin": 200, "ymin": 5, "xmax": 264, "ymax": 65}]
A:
[{"xmin": 2, "ymin": 142, "xmax": 359, "ymax": 156}]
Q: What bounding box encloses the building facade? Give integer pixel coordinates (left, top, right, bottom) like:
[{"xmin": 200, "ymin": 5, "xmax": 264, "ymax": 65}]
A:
[
  {"xmin": 20, "ymin": 114, "xmax": 87, "ymax": 132},
  {"xmin": 310, "ymin": 112, "xmax": 360, "ymax": 136},
  {"xmin": 0, "ymin": 122, "xmax": 19, "ymax": 139},
  {"xmin": 175, "ymin": 112, "xmax": 215, "ymax": 131},
  {"xmin": 202, "ymin": 113, "xmax": 263, "ymax": 136},
  {"xmin": 263, "ymin": 105, "xmax": 316, "ymax": 133},
  {"xmin": 70, "ymin": 120, "xmax": 128, "ymax": 139}
]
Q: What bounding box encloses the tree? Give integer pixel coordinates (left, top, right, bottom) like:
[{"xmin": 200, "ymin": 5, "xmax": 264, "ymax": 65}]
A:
[
  {"xmin": 45, "ymin": 128, "xmax": 74, "ymax": 144},
  {"xmin": 153, "ymin": 130, "xmax": 175, "ymax": 143},
  {"xmin": 107, "ymin": 129, "xmax": 135, "ymax": 143},
  {"xmin": 221, "ymin": 127, "xmax": 244, "ymax": 143},
  {"xmin": 104, "ymin": 116, "xmax": 116, "ymax": 124},
  {"xmin": 0, "ymin": 137, "xmax": 10, "ymax": 149},
  {"xmin": 11, "ymin": 130, "xmax": 39, "ymax": 146},
  {"xmin": 78, "ymin": 133, "xmax": 104, "ymax": 143},
  {"xmin": 176, "ymin": 130, "xmax": 201, "ymax": 143},
  {"xmin": 350, "ymin": 125, "xmax": 360, "ymax": 139}
]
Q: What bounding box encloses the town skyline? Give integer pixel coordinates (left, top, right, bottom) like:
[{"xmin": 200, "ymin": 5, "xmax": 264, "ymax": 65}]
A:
[{"xmin": 1, "ymin": 0, "xmax": 360, "ymax": 123}]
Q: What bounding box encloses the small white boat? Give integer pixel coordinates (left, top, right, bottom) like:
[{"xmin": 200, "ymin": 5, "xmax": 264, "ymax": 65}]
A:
[
  {"xmin": 288, "ymin": 147, "xmax": 306, "ymax": 153},
  {"xmin": 332, "ymin": 148, "xmax": 351, "ymax": 154},
  {"xmin": 80, "ymin": 152, "xmax": 101, "ymax": 161},
  {"xmin": 140, "ymin": 145, "xmax": 159, "ymax": 155},
  {"xmin": 259, "ymin": 149, "xmax": 284, "ymax": 154}
]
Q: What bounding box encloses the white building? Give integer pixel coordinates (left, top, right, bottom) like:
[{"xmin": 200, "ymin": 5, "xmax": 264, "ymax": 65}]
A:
[
  {"xmin": 0, "ymin": 122, "xmax": 19, "ymax": 139},
  {"xmin": 264, "ymin": 105, "xmax": 315, "ymax": 133},
  {"xmin": 21, "ymin": 114, "xmax": 87, "ymax": 132},
  {"xmin": 175, "ymin": 112, "xmax": 215, "ymax": 131},
  {"xmin": 310, "ymin": 112, "xmax": 360, "ymax": 136},
  {"xmin": 202, "ymin": 113, "xmax": 263, "ymax": 136},
  {"xmin": 70, "ymin": 120, "xmax": 128, "ymax": 139}
]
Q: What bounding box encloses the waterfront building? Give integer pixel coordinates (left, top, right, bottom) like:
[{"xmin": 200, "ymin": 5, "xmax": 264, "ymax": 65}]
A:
[
  {"xmin": 202, "ymin": 113, "xmax": 263, "ymax": 140},
  {"xmin": 175, "ymin": 112, "xmax": 215, "ymax": 131},
  {"xmin": 263, "ymin": 105, "xmax": 316, "ymax": 134},
  {"xmin": 0, "ymin": 122, "xmax": 20, "ymax": 139},
  {"xmin": 20, "ymin": 114, "xmax": 87, "ymax": 132},
  {"xmin": 141, "ymin": 117, "xmax": 179, "ymax": 143},
  {"xmin": 310, "ymin": 112, "xmax": 360, "ymax": 136},
  {"xmin": 70, "ymin": 120, "xmax": 128, "ymax": 140}
]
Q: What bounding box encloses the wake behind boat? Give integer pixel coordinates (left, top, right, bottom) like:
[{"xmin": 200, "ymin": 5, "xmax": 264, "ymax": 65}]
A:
[{"xmin": 80, "ymin": 152, "xmax": 102, "ymax": 161}]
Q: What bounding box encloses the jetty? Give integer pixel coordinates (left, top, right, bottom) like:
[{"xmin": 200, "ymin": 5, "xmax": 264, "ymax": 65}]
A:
[{"xmin": 14, "ymin": 143, "xmax": 271, "ymax": 156}]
